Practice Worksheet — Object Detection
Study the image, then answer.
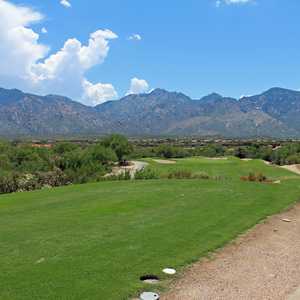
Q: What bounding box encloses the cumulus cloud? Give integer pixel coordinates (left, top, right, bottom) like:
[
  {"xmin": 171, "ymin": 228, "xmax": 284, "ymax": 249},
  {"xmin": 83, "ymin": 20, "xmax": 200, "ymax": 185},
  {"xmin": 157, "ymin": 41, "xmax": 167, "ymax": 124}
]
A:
[
  {"xmin": 41, "ymin": 27, "xmax": 47, "ymax": 34},
  {"xmin": 216, "ymin": 0, "xmax": 253, "ymax": 6},
  {"xmin": 60, "ymin": 0, "xmax": 71, "ymax": 8},
  {"xmin": 128, "ymin": 33, "xmax": 142, "ymax": 41},
  {"xmin": 32, "ymin": 29, "xmax": 117, "ymax": 82},
  {"xmin": 82, "ymin": 79, "xmax": 118, "ymax": 106},
  {"xmin": 0, "ymin": 0, "xmax": 118, "ymax": 105},
  {"xmin": 127, "ymin": 77, "xmax": 150, "ymax": 95},
  {"xmin": 0, "ymin": 0, "xmax": 48, "ymax": 82}
]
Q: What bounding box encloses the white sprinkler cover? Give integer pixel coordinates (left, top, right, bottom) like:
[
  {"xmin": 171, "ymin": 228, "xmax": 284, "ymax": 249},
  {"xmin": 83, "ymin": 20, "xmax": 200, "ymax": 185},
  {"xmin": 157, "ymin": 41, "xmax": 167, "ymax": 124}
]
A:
[
  {"xmin": 140, "ymin": 292, "xmax": 160, "ymax": 300},
  {"xmin": 163, "ymin": 268, "xmax": 176, "ymax": 275}
]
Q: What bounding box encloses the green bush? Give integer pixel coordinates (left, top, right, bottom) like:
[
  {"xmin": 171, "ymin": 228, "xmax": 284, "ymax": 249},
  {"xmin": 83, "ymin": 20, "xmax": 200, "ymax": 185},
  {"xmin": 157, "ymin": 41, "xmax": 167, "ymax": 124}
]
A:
[
  {"xmin": 135, "ymin": 168, "xmax": 159, "ymax": 180},
  {"xmin": 156, "ymin": 144, "xmax": 190, "ymax": 159},
  {"xmin": 167, "ymin": 170, "xmax": 193, "ymax": 179},
  {"xmin": 102, "ymin": 134, "xmax": 133, "ymax": 163},
  {"xmin": 193, "ymin": 172, "xmax": 210, "ymax": 180}
]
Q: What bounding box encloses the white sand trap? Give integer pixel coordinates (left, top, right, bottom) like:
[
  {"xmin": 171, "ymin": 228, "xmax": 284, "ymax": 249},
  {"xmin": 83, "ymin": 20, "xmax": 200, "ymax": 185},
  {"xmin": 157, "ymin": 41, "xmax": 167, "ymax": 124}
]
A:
[
  {"xmin": 153, "ymin": 159, "xmax": 176, "ymax": 164},
  {"xmin": 241, "ymin": 158, "xmax": 253, "ymax": 161},
  {"xmin": 281, "ymin": 165, "xmax": 300, "ymax": 175},
  {"xmin": 206, "ymin": 157, "xmax": 228, "ymax": 160}
]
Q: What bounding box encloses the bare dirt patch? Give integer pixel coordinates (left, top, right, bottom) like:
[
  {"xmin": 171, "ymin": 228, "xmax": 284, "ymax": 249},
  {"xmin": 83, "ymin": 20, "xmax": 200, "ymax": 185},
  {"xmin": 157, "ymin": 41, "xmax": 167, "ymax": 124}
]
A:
[
  {"xmin": 162, "ymin": 203, "xmax": 300, "ymax": 300},
  {"xmin": 153, "ymin": 159, "xmax": 176, "ymax": 164},
  {"xmin": 281, "ymin": 165, "xmax": 300, "ymax": 175}
]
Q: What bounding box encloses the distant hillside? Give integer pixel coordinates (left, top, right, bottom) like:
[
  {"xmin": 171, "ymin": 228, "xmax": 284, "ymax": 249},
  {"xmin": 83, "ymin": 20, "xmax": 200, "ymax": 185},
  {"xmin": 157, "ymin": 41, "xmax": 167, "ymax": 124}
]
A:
[{"xmin": 0, "ymin": 86, "xmax": 300, "ymax": 138}]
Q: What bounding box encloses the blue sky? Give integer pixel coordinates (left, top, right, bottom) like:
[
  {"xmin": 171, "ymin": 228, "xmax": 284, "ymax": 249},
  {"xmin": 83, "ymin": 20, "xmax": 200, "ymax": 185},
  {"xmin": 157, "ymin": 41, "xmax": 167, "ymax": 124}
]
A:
[{"xmin": 0, "ymin": 0, "xmax": 300, "ymax": 105}]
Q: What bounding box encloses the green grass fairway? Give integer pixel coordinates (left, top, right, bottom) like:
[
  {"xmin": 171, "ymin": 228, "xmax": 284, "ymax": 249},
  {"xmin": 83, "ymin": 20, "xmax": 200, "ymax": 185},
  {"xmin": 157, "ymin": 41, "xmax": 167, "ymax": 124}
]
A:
[
  {"xmin": 146, "ymin": 156, "xmax": 298, "ymax": 180},
  {"xmin": 1, "ymin": 158, "xmax": 300, "ymax": 299}
]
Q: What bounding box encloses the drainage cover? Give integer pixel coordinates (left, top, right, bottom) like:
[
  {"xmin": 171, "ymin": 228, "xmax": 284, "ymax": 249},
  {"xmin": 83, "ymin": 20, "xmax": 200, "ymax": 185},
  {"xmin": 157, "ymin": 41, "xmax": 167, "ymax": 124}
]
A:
[
  {"xmin": 140, "ymin": 292, "xmax": 160, "ymax": 300},
  {"xmin": 140, "ymin": 275, "xmax": 159, "ymax": 284},
  {"xmin": 163, "ymin": 268, "xmax": 176, "ymax": 275}
]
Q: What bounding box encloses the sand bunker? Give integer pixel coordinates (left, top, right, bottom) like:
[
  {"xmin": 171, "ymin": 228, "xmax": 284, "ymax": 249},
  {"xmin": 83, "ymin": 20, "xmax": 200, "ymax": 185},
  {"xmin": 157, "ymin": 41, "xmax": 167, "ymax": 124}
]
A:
[
  {"xmin": 153, "ymin": 159, "xmax": 176, "ymax": 164},
  {"xmin": 281, "ymin": 164, "xmax": 300, "ymax": 175}
]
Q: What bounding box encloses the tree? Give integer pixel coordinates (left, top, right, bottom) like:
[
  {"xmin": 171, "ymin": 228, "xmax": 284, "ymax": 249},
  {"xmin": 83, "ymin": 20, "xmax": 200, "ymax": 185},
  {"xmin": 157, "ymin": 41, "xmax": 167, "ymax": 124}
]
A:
[{"xmin": 102, "ymin": 134, "xmax": 133, "ymax": 164}]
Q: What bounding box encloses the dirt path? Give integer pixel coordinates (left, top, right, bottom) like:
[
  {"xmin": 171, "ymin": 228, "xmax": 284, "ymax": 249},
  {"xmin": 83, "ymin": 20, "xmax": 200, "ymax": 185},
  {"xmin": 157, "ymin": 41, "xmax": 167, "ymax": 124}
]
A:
[{"xmin": 162, "ymin": 203, "xmax": 300, "ymax": 300}]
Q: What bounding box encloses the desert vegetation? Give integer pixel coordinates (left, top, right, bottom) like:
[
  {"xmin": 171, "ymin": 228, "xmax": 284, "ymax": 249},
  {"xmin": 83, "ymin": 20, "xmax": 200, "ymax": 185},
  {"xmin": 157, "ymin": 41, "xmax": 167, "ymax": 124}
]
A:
[
  {"xmin": 1, "ymin": 137, "xmax": 300, "ymax": 194},
  {"xmin": 0, "ymin": 134, "xmax": 132, "ymax": 194}
]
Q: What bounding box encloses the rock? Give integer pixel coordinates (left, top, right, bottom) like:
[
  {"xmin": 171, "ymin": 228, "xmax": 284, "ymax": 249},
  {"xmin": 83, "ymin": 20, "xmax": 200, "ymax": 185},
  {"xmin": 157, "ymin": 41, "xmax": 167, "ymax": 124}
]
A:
[{"xmin": 282, "ymin": 218, "xmax": 292, "ymax": 223}]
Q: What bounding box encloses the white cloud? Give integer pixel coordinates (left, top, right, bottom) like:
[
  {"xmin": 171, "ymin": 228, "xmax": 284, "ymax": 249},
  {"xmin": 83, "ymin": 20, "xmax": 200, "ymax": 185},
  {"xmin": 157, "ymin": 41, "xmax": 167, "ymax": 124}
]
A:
[
  {"xmin": 0, "ymin": 0, "xmax": 48, "ymax": 82},
  {"xmin": 216, "ymin": 0, "xmax": 253, "ymax": 6},
  {"xmin": 41, "ymin": 27, "xmax": 47, "ymax": 34},
  {"xmin": 0, "ymin": 0, "xmax": 118, "ymax": 105},
  {"xmin": 30, "ymin": 29, "xmax": 118, "ymax": 102},
  {"xmin": 128, "ymin": 34, "xmax": 142, "ymax": 41},
  {"xmin": 32, "ymin": 29, "xmax": 117, "ymax": 82},
  {"xmin": 126, "ymin": 77, "xmax": 150, "ymax": 95},
  {"xmin": 82, "ymin": 79, "xmax": 118, "ymax": 106},
  {"xmin": 60, "ymin": 0, "xmax": 71, "ymax": 8}
]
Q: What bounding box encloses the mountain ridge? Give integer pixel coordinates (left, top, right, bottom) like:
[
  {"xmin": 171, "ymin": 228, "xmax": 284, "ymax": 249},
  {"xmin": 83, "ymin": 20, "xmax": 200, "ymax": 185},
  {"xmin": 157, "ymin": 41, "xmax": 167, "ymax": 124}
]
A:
[{"xmin": 0, "ymin": 86, "xmax": 300, "ymax": 138}]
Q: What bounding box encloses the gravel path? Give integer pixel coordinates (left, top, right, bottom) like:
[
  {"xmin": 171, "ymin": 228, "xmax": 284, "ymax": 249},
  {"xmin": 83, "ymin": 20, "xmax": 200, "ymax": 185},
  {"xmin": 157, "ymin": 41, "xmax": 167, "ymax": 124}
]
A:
[{"xmin": 162, "ymin": 203, "xmax": 300, "ymax": 300}]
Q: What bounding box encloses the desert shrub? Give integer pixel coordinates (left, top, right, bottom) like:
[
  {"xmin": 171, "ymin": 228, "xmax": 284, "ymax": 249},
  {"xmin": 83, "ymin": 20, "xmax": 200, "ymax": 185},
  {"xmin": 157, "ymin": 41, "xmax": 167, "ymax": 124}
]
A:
[
  {"xmin": 193, "ymin": 172, "xmax": 210, "ymax": 180},
  {"xmin": 36, "ymin": 170, "xmax": 70, "ymax": 187},
  {"xmin": 240, "ymin": 172, "xmax": 270, "ymax": 183},
  {"xmin": 0, "ymin": 172, "xmax": 19, "ymax": 194},
  {"xmin": 135, "ymin": 168, "xmax": 159, "ymax": 180},
  {"xmin": 156, "ymin": 145, "xmax": 190, "ymax": 159},
  {"xmin": 0, "ymin": 154, "xmax": 11, "ymax": 170},
  {"xmin": 285, "ymin": 154, "xmax": 300, "ymax": 165},
  {"xmin": 86, "ymin": 144, "xmax": 117, "ymax": 165},
  {"xmin": 17, "ymin": 174, "xmax": 40, "ymax": 192},
  {"xmin": 167, "ymin": 170, "xmax": 193, "ymax": 179},
  {"xmin": 53, "ymin": 142, "xmax": 79, "ymax": 155},
  {"xmin": 129, "ymin": 146, "xmax": 157, "ymax": 159},
  {"xmin": 194, "ymin": 144, "xmax": 225, "ymax": 157}
]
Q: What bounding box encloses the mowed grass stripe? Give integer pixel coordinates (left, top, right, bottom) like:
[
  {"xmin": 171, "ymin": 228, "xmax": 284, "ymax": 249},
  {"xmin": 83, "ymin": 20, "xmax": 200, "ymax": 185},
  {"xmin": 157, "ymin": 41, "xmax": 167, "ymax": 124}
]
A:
[{"xmin": 0, "ymin": 158, "xmax": 300, "ymax": 299}]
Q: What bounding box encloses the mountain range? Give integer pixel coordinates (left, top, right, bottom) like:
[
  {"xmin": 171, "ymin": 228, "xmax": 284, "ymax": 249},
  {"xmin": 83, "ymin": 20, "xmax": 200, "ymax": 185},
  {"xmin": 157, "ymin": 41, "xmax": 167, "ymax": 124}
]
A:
[{"xmin": 0, "ymin": 86, "xmax": 300, "ymax": 138}]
